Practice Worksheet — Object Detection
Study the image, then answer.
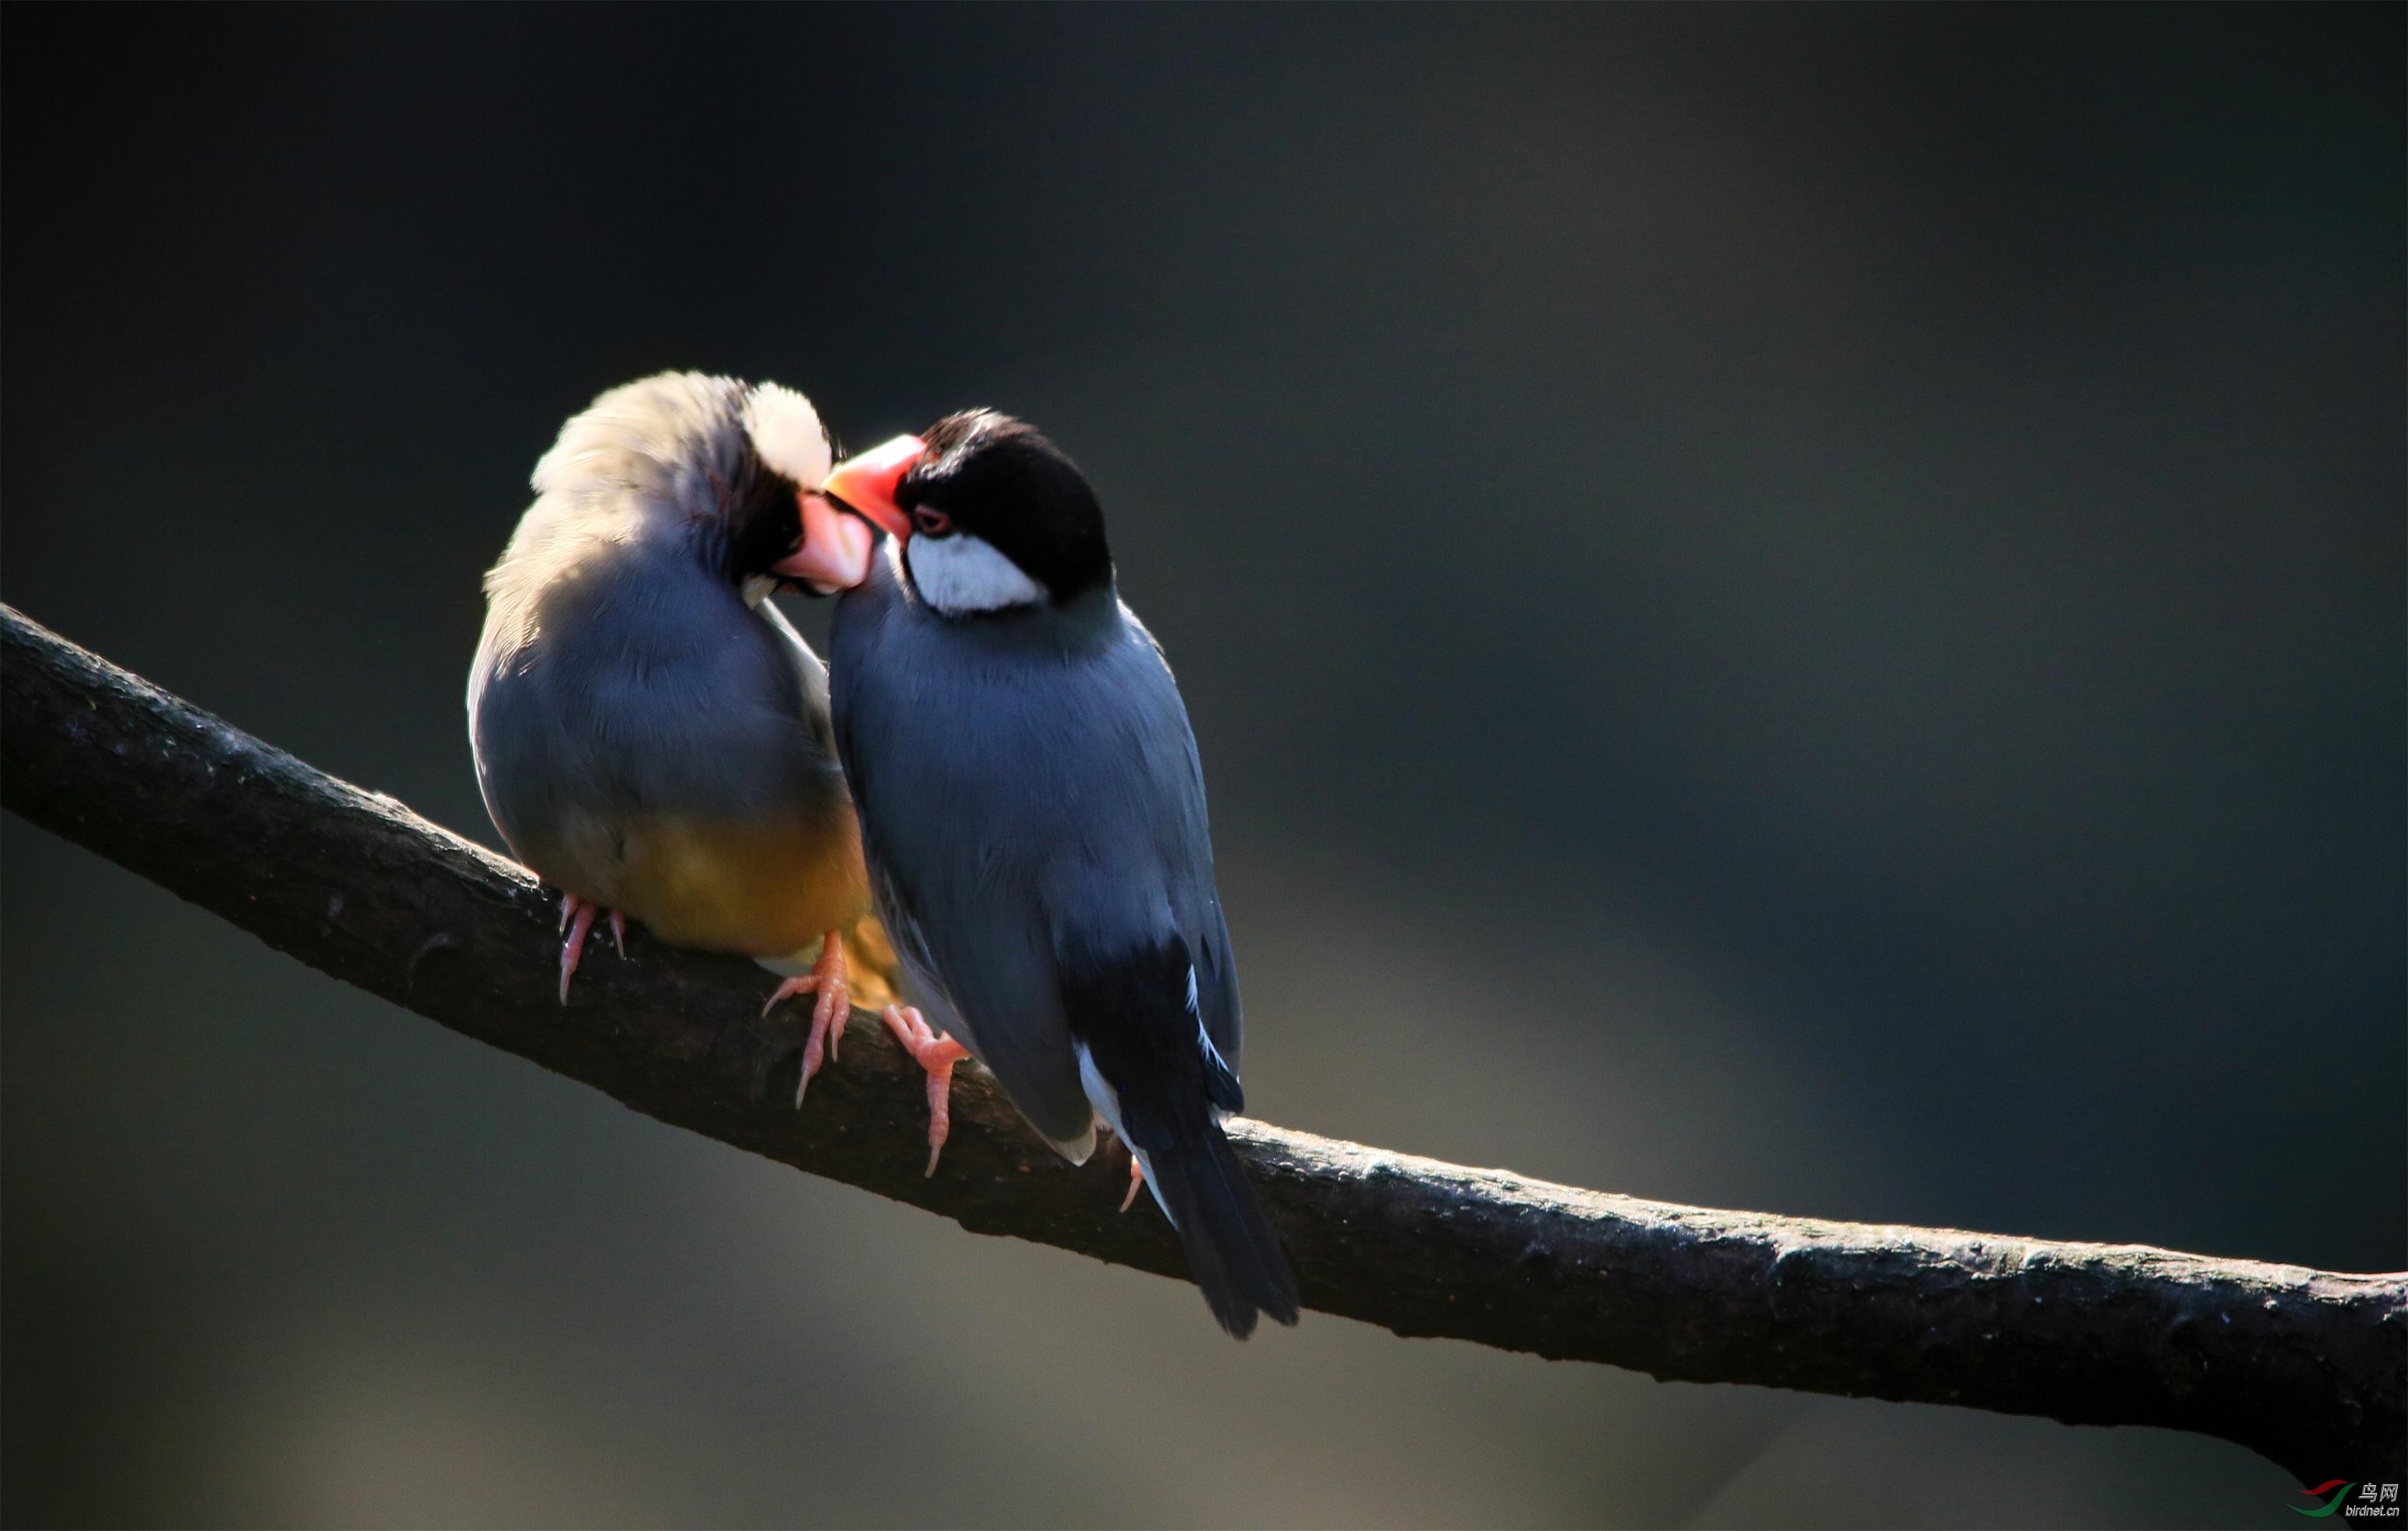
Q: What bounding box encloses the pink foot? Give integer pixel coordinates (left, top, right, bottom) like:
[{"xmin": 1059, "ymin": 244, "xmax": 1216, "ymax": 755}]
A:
[
  {"xmin": 556, "ymin": 894, "xmax": 631, "ymax": 1002},
  {"xmin": 879, "ymin": 1004, "xmax": 971, "ymax": 1177},
  {"xmin": 764, "ymin": 930, "xmax": 850, "ymax": 1106},
  {"xmin": 1121, "ymin": 1150, "xmax": 1147, "ymax": 1213}
]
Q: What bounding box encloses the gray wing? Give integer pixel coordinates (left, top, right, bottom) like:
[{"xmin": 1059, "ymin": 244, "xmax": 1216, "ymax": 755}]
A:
[
  {"xmin": 1186, "ymin": 880, "xmax": 1241, "ymax": 1077},
  {"xmin": 469, "ymin": 541, "xmax": 846, "ymax": 901},
  {"xmin": 1160, "ymin": 691, "xmax": 1241, "ymax": 1074}
]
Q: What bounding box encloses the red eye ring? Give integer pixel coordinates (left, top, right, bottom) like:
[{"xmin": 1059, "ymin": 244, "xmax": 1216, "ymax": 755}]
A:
[{"xmin": 912, "ymin": 506, "xmax": 953, "ymax": 536}]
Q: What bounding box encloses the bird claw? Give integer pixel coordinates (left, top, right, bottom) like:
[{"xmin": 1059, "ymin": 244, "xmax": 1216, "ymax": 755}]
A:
[
  {"xmin": 879, "ymin": 1004, "xmax": 970, "ymax": 1176},
  {"xmin": 1120, "ymin": 1151, "xmax": 1146, "ymax": 1213},
  {"xmin": 767, "ymin": 931, "xmax": 850, "ymax": 1106},
  {"xmin": 557, "ymin": 893, "xmax": 628, "ymax": 1004}
]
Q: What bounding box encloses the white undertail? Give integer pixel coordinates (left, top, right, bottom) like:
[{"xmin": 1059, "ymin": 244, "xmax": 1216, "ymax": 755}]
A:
[{"xmin": 1076, "ymin": 1041, "xmax": 1175, "ymax": 1223}]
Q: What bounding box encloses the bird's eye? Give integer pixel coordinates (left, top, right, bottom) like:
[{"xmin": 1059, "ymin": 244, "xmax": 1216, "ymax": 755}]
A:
[{"xmin": 913, "ymin": 507, "xmax": 954, "ymax": 537}]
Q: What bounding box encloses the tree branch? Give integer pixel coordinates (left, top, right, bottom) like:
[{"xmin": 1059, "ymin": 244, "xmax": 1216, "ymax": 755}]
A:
[{"xmin": 2, "ymin": 601, "xmax": 2399, "ymax": 1481}]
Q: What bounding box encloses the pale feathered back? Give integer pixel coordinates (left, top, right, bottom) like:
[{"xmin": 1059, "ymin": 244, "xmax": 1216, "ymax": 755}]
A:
[{"xmin": 482, "ymin": 373, "xmax": 831, "ymax": 667}]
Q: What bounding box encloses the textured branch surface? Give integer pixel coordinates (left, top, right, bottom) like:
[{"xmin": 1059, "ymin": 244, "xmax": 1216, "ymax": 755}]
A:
[{"xmin": 3, "ymin": 602, "xmax": 2399, "ymax": 1481}]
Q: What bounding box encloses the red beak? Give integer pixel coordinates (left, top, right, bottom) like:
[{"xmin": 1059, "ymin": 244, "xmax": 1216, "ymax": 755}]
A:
[
  {"xmin": 819, "ymin": 434, "xmax": 925, "ymax": 541},
  {"xmin": 772, "ymin": 492, "xmax": 875, "ymax": 593}
]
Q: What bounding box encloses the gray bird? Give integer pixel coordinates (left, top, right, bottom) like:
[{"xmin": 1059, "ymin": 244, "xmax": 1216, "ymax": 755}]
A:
[
  {"xmin": 816, "ymin": 412, "xmax": 1300, "ymax": 1338},
  {"xmin": 467, "ymin": 372, "xmax": 896, "ymax": 1090}
]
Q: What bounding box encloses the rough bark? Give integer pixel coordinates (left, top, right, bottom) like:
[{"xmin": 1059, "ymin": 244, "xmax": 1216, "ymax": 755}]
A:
[{"xmin": 3, "ymin": 601, "xmax": 2399, "ymax": 1481}]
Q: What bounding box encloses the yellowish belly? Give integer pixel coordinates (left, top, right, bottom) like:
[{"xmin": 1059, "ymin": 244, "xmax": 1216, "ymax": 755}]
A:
[{"xmin": 613, "ymin": 812, "xmax": 870, "ymax": 960}]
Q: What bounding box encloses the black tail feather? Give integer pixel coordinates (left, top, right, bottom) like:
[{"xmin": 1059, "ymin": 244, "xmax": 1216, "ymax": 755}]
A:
[{"xmin": 1148, "ymin": 1124, "xmax": 1300, "ymax": 1338}]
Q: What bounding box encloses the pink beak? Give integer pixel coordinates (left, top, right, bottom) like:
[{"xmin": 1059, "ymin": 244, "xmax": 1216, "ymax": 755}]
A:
[
  {"xmin": 772, "ymin": 492, "xmax": 876, "ymax": 594},
  {"xmin": 818, "ymin": 434, "xmax": 926, "ymax": 542}
]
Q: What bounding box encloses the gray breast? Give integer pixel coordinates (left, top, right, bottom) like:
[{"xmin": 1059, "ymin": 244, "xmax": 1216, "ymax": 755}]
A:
[{"xmin": 828, "ymin": 555, "xmax": 1241, "ymax": 1153}]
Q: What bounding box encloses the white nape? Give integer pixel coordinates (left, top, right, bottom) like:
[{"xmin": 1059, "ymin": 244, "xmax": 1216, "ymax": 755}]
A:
[
  {"xmin": 742, "ymin": 381, "xmax": 833, "ymax": 489},
  {"xmin": 907, "ymin": 531, "xmax": 1048, "ymax": 614}
]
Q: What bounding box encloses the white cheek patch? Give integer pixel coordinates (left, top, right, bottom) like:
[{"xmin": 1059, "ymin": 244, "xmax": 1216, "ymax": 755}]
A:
[
  {"xmin": 742, "ymin": 382, "xmax": 833, "ymax": 489},
  {"xmin": 907, "ymin": 531, "xmax": 1048, "ymax": 614}
]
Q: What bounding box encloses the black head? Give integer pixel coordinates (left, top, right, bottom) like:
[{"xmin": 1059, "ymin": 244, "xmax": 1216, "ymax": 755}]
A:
[
  {"xmin": 731, "ymin": 380, "xmax": 873, "ymax": 595},
  {"xmin": 721, "ymin": 454, "xmax": 811, "ymax": 581},
  {"xmin": 890, "ymin": 411, "xmax": 1112, "ymax": 614}
]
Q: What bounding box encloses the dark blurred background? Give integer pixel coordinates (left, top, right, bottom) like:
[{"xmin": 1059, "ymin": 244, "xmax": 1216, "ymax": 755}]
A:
[{"xmin": 4, "ymin": 5, "xmax": 2399, "ymax": 1526}]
